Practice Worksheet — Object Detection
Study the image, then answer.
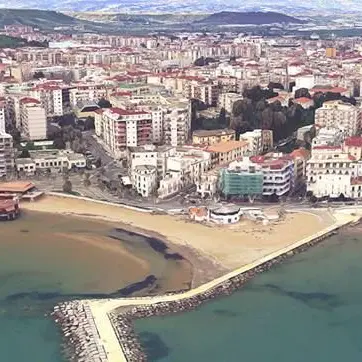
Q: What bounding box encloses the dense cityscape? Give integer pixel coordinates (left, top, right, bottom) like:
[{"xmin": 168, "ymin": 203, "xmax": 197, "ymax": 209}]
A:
[
  {"xmin": 2, "ymin": 7, "xmax": 362, "ymax": 362},
  {"xmin": 1, "ymin": 23, "xmax": 362, "ymax": 212}
]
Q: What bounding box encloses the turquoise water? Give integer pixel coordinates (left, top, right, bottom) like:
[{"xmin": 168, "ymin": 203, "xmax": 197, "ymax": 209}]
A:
[{"xmin": 135, "ymin": 227, "xmax": 362, "ymax": 362}]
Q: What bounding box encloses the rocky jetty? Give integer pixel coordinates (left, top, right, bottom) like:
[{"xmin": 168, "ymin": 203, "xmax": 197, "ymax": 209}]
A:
[
  {"xmin": 109, "ymin": 228, "xmax": 340, "ymax": 361},
  {"xmin": 52, "ymin": 301, "xmax": 108, "ymax": 361},
  {"xmin": 53, "ymin": 227, "xmax": 344, "ymax": 362}
]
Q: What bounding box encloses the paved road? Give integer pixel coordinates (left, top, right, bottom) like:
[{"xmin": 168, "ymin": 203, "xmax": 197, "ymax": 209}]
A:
[{"xmin": 83, "ymin": 131, "xmax": 114, "ymax": 165}]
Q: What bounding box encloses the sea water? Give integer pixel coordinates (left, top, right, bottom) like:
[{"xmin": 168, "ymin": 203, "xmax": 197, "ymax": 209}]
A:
[
  {"xmin": 135, "ymin": 227, "xmax": 362, "ymax": 362},
  {"xmin": 0, "ymin": 211, "xmax": 191, "ymax": 362}
]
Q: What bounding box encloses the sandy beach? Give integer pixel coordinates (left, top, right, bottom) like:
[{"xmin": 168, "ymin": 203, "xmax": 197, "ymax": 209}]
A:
[{"xmin": 22, "ymin": 195, "xmax": 336, "ymax": 283}]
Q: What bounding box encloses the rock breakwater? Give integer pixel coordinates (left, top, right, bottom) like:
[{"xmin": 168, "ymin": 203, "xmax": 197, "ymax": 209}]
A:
[
  {"xmin": 53, "ymin": 226, "xmax": 345, "ymax": 362},
  {"xmin": 52, "ymin": 301, "xmax": 108, "ymax": 361}
]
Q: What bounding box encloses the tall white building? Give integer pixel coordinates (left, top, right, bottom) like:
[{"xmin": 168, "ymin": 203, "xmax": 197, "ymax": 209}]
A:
[
  {"xmin": 95, "ymin": 108, "xmax": 152, "ymax": 158},
  {"xmin": 20, "ymin": 98, "xmax": 47, "ymax": 140},
  {"xmin": 30, "ymin": 84, "xmax": 64, "ymax": 117},
  {"xmin": 0, "ymin": 132, "xmax": 14, "ymax": 177},
  {"xmin": 306, "ymin": 146, "xmax": 357, "ymax": 197},
  {"xmin": 164, "ymin": 107, "xmax": 190, "ymax": 146},
  {"xmin": 315, "ymin": 101, "xmax": 361, "ymax": 137},
  {"xmin": 250, "ymin": 153, "xmax": 294, "ymax": 197},
  {"xmin": 0, "ymin": 102, "xmax": 5, "ymax": 133},
  {"xmin": 151, "ymin": 108, "xmax": 164, "ymax": 144}
]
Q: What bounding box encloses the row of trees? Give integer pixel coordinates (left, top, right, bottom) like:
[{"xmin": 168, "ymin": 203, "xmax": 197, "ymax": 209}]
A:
[
  {"xmin": 49, "ymin": 125, "xmax": 86, "ymax": 152},
  {"xmin": 191, "ymin": 82, "xmax": 356, "ymax": 146},
  {"xmin": 228, "ymin": 86, "xmax": 316, "ymax": 142}
]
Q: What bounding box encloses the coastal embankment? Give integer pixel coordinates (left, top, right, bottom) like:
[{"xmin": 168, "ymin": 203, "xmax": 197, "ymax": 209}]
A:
[{"xmin": 50, "ymin": 203, "xmax": 361, "ymax": 361}]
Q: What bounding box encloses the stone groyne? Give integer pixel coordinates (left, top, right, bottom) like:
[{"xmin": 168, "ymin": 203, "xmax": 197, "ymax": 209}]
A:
[
  {"xmin": 52, "ymin": 301, "xmax": 108, "ymax": 362},
  {"xmin": 103, "ymin": 225, "xmax": 346, "ymax": 362},
  {"xmin": 54, "ymin": 214, "xmax": 358, "ymax": 362}
]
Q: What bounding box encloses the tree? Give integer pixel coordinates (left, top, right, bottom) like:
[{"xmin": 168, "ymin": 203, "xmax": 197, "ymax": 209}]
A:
[
  {"xmin": 62, "ymin": 180, "xmax": 72, "ymax": 193},
  {"xmin": 219, "ymin": 107, "xmax": 227, "ymax": 127},
  {"xmin": 33, "ymin": 71, "xmax": 45, "ymax": 79},
  {"xmin": 193, "ymin": 56, "xmax": 216, "ymax": 66},
  {"xmin": 19, "ymin": 149, "xmax": 30, "ymax": 158},
  {"xmin": 84, "ymin": 116, "xmax": 95, "ymax": 130},
  {"xmin": 294, "ymin": 88, "xmax": 311, "ymax": 99},
  {"xmin": 83, "ymin": 173, "xmax": 91, "ymax": 187},
  {"xmin": 98, "ymin": 98, "xmax": 112, "ymax": 108},
  {"xmin": 268, "ymin": 82, "xmax": 284, "ymax": 90},
  {"xmin": 95, "ymin": 158, "xmax": 102, "ymax": 168},
  {"xmin": 53, "ymin": 137, "xmax": 66, "ymax": 149}
]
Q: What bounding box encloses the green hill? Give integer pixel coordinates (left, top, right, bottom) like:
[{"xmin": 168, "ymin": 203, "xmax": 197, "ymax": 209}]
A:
[
  {"xmin": 0, "ymin": 8, "xmax": 103, "ymax": 31},
  {"xmin": 0, "ymin": 34, "xmax": 47, "ymax": 48}
]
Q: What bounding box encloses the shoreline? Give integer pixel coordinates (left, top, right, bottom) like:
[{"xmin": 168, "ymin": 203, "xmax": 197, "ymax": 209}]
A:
[
  {"xmin": 21, "ymin": 196, "xmax": 229, "ymax": 287},
  {"xmin": 51, "ymin": 206, "xmax": 362, "ymax": 362}
]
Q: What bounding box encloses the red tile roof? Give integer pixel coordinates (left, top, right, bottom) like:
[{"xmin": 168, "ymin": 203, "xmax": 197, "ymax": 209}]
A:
[
  {"xmin": 20, "ymin": 97, "xmax": 41, "ymax": 105},
  {"xmin": 351, "ymin": 176, "xmax": 362, "ymax": 185},
  {"xmin": 344, "ymin": 136, "xmax": 362, "ymax": 147},
  {"xmin": 295, "ymin": 97, "xmax": 313, "ymax": 104},
  {"xmin": 290, "ymin": 148, "xmax": 311, "ymax": 159}
]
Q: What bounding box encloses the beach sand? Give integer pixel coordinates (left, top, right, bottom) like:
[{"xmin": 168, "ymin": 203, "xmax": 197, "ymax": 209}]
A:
[{"xmin": 22, "ymin": 196, "xmax": 335, "ymax": 285}]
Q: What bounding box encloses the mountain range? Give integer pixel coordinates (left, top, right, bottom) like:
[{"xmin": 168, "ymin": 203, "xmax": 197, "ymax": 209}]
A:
[
  {"xmin": 197, "ymin": 11, "xmax": 305, "ymax": 25},
  {"xmin": 0, "ymin": 0, "xmax": 359, "ymax": 14}
]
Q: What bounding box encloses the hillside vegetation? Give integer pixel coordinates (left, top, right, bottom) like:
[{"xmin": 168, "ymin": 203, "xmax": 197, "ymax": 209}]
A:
[{"xmin": 196, "ymin": 11, "xmax": 306, "ymax": 25}]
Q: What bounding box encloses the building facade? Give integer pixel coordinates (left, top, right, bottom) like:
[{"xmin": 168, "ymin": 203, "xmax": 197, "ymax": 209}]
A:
[
  {"xmin": 95, "ymin": 108, "xmax": 152, "ymax": 157},
  {"xmin": 192, "ymin": 129, "xmax": 235, "ymax": 146},
  {"xmin": 0, "ymin": 132, "xmax": 14, "ymax": 177},
  {"xmin": 315, "ymin": 101, "xmax": 361, "ymax": 137},
  {"xmin": 20, "ymin": 98, "xmax": 47, "ymax": 140},
  {"xmin": 219, "ymin": 160, "xmax": 264, "ymax": 198}
]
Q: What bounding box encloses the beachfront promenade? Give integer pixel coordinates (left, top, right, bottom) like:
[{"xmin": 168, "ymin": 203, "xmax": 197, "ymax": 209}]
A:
[{"xmin": 86, "ymin": 209, "xmax": 361, "ymax": 362}]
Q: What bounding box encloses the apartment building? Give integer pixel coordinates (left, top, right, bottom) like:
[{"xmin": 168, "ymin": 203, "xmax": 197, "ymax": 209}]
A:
[
  {"xmin": 128, "ymin": 144, "xmax": 176, "ymax": 178},
  {"xmin": 185, "ymin": 81, "xmax": 218, "ymax": 106},
  {"xmin": 219, "ymin": 159, "xmax": 264, "ymax": 198},
  {"xmin": 192, "ymin": 129, "xmax": 235, "ymax": 146},
  {"xmin": 289, "ymin": 148, "xmax": 311, "ymax": 188},
  {"xmin": 95, "ymin": 108, "xmax": 152, "ymax": 158},
  {"xmin": 20, "ymin": 98, "xmax": 47, "ymax": 140},
  {"xmin": 218, "ymin": 92, "xmax": 243, "ymax": 113},
  {"xmin": 306, "ymin": 146, "xmax": 357, "ymax": 197},
  {"xmin": 250, "ymin": 153, "xmax": 295, "ymax": 197},
  {"xmin": 30, "ymin": 83, "xmax": 64, "ymax": 117},
  {"xmin": 164, "ymin": 107, "xmax": 190, "ymax": 147},
  {"xmin": 196, "ymin": 168, "xmax": 219, "ymax": 198},
  {"xmin": 312, "ymin": 127, "xmax": 346, "ymax": 148},
  {"xmin": 315, "ymin": 101, "xmax": 361, "ymax": 137},
  {"xmin": 0, "ymin": 132, "xmax": 14, "ymax": 177},
  {"xmin": 240, "ymin": 129, "xmax": 273, "ymax": 156},
  {"xmin": 207, "ymin": 140, "xmax": 249, "ymax": 167},
  {"xmin": 69, "ymin": 84, "xmax": 108, "ymax": 106}
]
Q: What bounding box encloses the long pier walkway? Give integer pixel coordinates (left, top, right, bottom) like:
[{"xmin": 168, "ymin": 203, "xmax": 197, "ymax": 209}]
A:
[{"xmin": 86, "ymin": 209, "xmax": 360, "ymax": 362}]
